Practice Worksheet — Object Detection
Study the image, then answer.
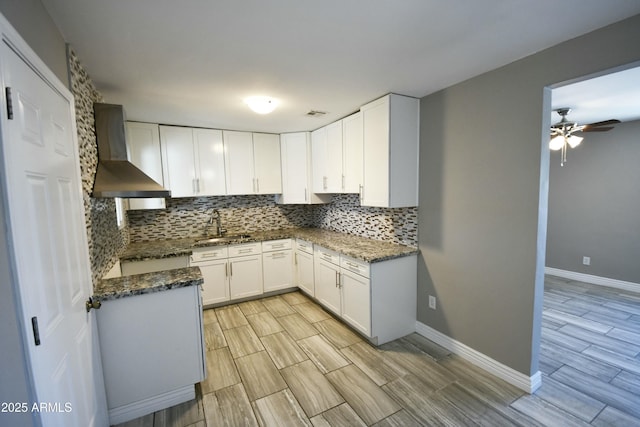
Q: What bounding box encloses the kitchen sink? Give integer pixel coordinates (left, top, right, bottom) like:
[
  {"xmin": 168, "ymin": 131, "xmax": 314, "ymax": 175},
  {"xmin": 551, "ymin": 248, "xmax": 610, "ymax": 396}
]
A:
[{"xmin": 194, "ymin": 234, "xmax": 251, "ymax": 246}]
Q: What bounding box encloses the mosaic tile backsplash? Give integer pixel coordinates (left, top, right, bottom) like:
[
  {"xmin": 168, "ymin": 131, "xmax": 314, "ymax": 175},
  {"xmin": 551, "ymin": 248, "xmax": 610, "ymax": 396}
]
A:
[
  {"xmin": 128, "ymin": 193, "xmax": 417, "ymax": 247},
  {"xmin": 69, "ymin": 49, "xmax": 128, "ymax": 287}
]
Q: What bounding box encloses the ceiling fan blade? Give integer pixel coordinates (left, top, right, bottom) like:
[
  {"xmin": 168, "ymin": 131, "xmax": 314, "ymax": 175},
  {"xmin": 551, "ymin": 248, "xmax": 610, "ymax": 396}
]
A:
[
  {"xmin": 585, "ymin": 119, "xmax": 621, "ymax": 127},
  {"xmin": 579, "ymin": 126, "xmax": 615, "ymax": 132}
]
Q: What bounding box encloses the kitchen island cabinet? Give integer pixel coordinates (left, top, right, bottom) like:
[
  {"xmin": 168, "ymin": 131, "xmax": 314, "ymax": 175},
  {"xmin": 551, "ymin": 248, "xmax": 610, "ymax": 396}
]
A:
[{"xmin": 94, "ymin": 268, "xmax": 205, "ymax": 425}]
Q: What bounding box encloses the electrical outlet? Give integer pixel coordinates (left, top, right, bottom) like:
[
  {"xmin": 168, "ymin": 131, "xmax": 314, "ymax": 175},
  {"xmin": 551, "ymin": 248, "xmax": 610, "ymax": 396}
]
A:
[
  {"xmin": 428, "ymin": 295, "xmax": 437, "ymax": 310},
  {"xmin": 583, "ymin": 256, "xmax": 591, "ymax": 266}
]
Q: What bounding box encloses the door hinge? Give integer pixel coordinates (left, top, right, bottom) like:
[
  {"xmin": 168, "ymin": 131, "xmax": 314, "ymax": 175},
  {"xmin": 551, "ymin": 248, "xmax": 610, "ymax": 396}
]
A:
[
  {"xmin": 31, "ymin": 316, "xmax": 40, "ymax": 346},
  {"xmin": 5, "ymin": 87, "xmax": 13, "ymax": 120}
]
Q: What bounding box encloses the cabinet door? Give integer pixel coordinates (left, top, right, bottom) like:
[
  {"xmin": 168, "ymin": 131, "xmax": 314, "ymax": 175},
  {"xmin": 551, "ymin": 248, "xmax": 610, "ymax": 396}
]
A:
[
  {"xmin": 223, "ymin": 130, "xmax": 255, "ymax": 195},
  {"xmin": 160, "ymin": 126, "xmax": 197, "ymax": 197},
  {"xmin": 325, "ymin": 120, "xmax": 343, "ymax": 192},
  {"xmin": 263, "ymin": 250, "xmax": 293, "ymax": 292},
  {"xmin": 253, "ymin": 133, "xmax": 282, "ymax": 194},
  {"xmin": 314, "ymin": 258, "xmax": 341, "ymax": 315},
  {"xmin": 279, "ymin": 132, "xmax": 310, "ymax": 204},
  {"xmin": 126, "ymin": 122, "xmax": 166, "ymax": 209},
  {"xmin": 311, "ymin": 127, "xmax": 328, "ymax": 193},
  {"xmin": 229, "ymin": 255, "xmax": 263, "ymax": 299},
  {"xmin": 198, "ymin": 260, "xmax": 230, "ymax": 306},
  {"xmin": 341, "ymin": 269, "xmax": 371, "ymax": 336},
  {"xmin": 361, "ymin": 97, "xmax": 389, "ymax": 207},
  {"xmin": 295, "ymin": 250, "xmax": 314, "ymax": 296},
  {"xmin": 342, "ymin": 112, "xmax": 363, "ymax": 194},
  {"xmin": 194, "ymin": 128, "xmax": 226, "ymax": 196}
]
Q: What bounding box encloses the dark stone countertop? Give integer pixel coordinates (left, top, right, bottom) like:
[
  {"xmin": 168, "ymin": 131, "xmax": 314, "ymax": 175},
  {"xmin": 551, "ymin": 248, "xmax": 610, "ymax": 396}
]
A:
[
  {"xmin": 120, "ymin": 227, "xmax": 419, "ymax": 264},
  {"xmin": 94, "ymin": 267, "xmax": 203, "ymax": 302}
]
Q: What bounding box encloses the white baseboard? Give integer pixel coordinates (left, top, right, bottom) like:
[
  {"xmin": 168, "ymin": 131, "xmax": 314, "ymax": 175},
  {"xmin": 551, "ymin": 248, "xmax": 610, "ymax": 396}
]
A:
[
  {"xmin": 108, "ymin": 385, "xmax": 195, "ymax": 425},
  {"xmin": 415, "ymin": 321, "xmax": 541, "ymax": 394},
  {"xmin": 545, "ymin": 267, "xmax": 640, "ymax": 294}
]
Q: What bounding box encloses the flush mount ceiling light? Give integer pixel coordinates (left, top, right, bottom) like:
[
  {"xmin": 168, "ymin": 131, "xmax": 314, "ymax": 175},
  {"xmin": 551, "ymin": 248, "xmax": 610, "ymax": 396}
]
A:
[
  {"xmin": 244, "ymin": 96, "xmax": 278, "ymax": 114},
  {"xmin": 549, "ymin": 108, "xmax": 619, "ymax": 166}
]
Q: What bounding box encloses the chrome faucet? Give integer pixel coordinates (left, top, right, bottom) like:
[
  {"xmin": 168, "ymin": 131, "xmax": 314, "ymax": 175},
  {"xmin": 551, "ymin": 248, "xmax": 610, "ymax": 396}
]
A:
[{"xmin": 206, "ymin": 209, "xmax": 226, "ymax": 237}]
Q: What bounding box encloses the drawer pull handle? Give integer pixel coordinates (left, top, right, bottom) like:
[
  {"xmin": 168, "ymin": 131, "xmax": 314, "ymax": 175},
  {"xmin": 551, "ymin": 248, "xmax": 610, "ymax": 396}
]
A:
[
  {"xmin": 271, "ymin": 243, "xmax": 285, "ymax": 249},
  {"xmin": 238, "ymin": 249, "xmax": 253, "ymax": 254}
]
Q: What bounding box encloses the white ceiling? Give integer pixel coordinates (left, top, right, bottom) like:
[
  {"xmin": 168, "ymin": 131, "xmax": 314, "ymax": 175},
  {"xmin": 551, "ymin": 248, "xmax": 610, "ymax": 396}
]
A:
[
  {"xmin": 41, "ymin": 0, "xmax": 640, "ymax": 133},
  {"xmin": 551, "ymin": 66, "xmax": 640, "ymax": 126}
]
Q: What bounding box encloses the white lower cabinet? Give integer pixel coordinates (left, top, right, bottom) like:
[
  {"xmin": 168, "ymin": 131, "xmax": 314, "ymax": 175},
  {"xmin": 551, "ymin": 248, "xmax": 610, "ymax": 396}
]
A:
[
  {"xmin": 228, "ymin": 243, "xmax": 263, "ymax": 299},
  {"xmin": 96, "ymin": 285, "xmax": 205, "ymax": 424},
  {"xmin": 262, "ymin": 239, "xmax": 294, "ymax": 292},
  {"xmin": 313, "ymin": 246, "xmax": 417, "ymax": 345},
  {"xmin": 314, "ymin": 246, "xmax": 341, "ymax": 315},
  {"xmin": 340, "ymin": 256, "xmax": 371, "ymax": 336},
  {"xmin": 295, "ymin": 239, "xmax": 314, "ymax": 296},
  {"xmin": 190, "ymin": 247, "xmax": 230, "ymax": 306}
]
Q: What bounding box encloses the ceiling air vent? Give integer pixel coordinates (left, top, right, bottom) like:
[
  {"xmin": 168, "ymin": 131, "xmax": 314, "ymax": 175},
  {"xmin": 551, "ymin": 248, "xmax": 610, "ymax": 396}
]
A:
[{"xmin": 306, "ymin": 110, "xmax": 327, "ymax": 117}]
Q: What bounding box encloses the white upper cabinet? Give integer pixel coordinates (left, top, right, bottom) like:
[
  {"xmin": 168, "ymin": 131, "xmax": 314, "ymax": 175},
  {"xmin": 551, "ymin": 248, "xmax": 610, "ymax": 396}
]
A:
[
  {"xmin": 224, "ymin": 131, "xmax": 282, "ymax": 195},
  {"xmin": 277, "ymin": 132, "xmax": 331, "ymax": 205},
  {"xmin": 252, "ymin": 133, "xmax": 282, "ymax": 194},
  {"xmin": 361, "ymin": 94, "xmax": 419, "ymax": 208},
  {"xmin": 125, "ymin": 122, "xmax": 166, "ymax": 209},
  {"xmin": 194, "ymin": 128, "xmax": 227, "ymax": 196},
  {"xmin": 341, "ymin": 112, "xmax": 363, "ymax": 194},
  {"xmin": 160, "ymin": 125, "xmax": 226, "ymax": 198},
  {"xmin": 310, "ymin": 127, "xmax": 327, "ymax": 193},
  {"xmin": 312, "ymin": 121, "xmax": 344, "ymax": 193},
  {"xmin": 223, "ymin": 130, "xmax": 254, "ymax": 195}
]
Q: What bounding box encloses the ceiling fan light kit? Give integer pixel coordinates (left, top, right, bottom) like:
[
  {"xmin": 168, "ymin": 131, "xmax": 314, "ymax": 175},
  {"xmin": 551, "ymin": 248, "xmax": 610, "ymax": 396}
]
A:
[{"xmin": 549, "ymin": 108, "xmax": 619, "ymax": 166}]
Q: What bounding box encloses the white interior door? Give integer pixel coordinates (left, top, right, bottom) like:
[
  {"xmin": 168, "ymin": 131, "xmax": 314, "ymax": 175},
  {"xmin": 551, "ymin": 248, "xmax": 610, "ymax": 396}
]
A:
[{"xmin": 0, "ymin": 40, "xmax": 107, "ymax": 426}]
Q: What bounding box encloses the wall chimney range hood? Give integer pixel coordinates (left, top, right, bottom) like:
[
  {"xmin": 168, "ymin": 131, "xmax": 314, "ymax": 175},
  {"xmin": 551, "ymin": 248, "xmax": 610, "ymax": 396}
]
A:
[{"xmin": 92, "ymin": 103, "xmax": 170, "ymax": 198}]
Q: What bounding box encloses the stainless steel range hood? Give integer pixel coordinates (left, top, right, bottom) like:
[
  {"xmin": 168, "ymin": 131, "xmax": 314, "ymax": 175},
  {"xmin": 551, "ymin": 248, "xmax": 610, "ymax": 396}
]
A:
[{"xmin": 92, "ymin": 103, "xmax": 170, "ymax": 198}]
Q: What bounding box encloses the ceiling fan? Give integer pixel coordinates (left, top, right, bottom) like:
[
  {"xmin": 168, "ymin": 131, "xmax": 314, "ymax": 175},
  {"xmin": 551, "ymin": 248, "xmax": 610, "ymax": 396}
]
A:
[{"xmin": 549, "ymin": 108, "xmax": 620, "ymax": 166}]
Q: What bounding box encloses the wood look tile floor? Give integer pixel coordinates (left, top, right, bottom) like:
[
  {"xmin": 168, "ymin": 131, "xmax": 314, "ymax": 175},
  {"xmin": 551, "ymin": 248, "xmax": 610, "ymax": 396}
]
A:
[{"xmin": 115, "ymin": 276, "xmax": 640, "ymax": 427}]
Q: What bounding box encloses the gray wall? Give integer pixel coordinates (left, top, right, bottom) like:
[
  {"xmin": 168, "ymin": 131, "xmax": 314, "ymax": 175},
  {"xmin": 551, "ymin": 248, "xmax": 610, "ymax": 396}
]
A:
[
  {"xmin": 418, "ymin": 14, "xmax": 640, "ymax": 376},
  {"xmin": 0, "ymin": 0, "xmax": 67, "ymax": 85},
  {"xmin": 546, "ymin": 119, "xmax": 640, "ymax": 283}
]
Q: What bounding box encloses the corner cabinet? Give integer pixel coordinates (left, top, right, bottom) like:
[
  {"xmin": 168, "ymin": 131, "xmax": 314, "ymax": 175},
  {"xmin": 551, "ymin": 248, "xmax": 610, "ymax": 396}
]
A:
[
  {"xmin": 223, "ymin": 131, "xmax": 282, "ymax": 195},
  {"xmin": 276, "ymin": 132, "xmax": 331, "ymax": 205},
  {"xmin": 313, "ymin": 246, "xmax": 417, "ymax": 345},
  {"xmin": 361, "ymin": 94, "xmax": 419, "ymax": 207},
  {"xmin": 160, "ymin": 125, "xmax": 226, "ymax": 197},
  {"xmin": 125, "ymin": 122, "xmax": 166, "ymax": 210}
]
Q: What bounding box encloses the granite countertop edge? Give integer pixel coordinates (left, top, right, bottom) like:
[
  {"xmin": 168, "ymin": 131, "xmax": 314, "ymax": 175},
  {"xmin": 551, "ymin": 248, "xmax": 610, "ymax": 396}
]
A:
[
  {"xmin": 94, "ymin": 267, "xmax": 203, "ymax": 302},
  {"xmin": 120, "ymin": 228, "xmax": 419, "ymax": 264}
]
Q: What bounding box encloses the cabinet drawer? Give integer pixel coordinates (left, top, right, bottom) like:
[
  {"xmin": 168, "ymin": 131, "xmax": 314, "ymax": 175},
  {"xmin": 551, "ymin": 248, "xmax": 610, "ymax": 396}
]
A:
[
  {"xmin": 190, "ymin": 247, "xmax": 228, "ymax": 263},
  {"xmin": 295, "ymin": 239, "xmax": 313, "ymax": 255},
  {"xmin": 228, "ymin": 242, "xmax": 262, "ymax": 257},
  {"xmin": 262, "ymin": 239, "xmax": 292, "ymax": 252},
  {"xmin": 314, "ymin": 246, "xmax": 340, "ymax": 265},
  {"xmin": 340, "ymin": 255, "xmax": 370, "ymax": 278}
]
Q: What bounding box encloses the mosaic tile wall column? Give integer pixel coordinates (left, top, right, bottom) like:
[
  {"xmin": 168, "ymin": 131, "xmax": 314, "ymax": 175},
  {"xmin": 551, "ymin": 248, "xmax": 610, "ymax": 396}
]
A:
[
  {"xmin": 68, "ymin": 49, "xmax": 128, "ymax": 286},
  {"xmin": 127, "ymin": 193, "xmax": 417, "ymax": 247},
  {"xmin": 128, "ymin": 195, "xmax": 314, "ymax": 241},
  {"xmin": 313, "ymin": 194, "xmax": 417, "ymax": 247}
]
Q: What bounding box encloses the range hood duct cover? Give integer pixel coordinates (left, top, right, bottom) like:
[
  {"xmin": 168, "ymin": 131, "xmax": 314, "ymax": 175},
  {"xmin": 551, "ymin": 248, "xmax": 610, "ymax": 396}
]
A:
[{"xmin": 92, "ymin": 103, "xmax": 171, "ymax": 198}]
